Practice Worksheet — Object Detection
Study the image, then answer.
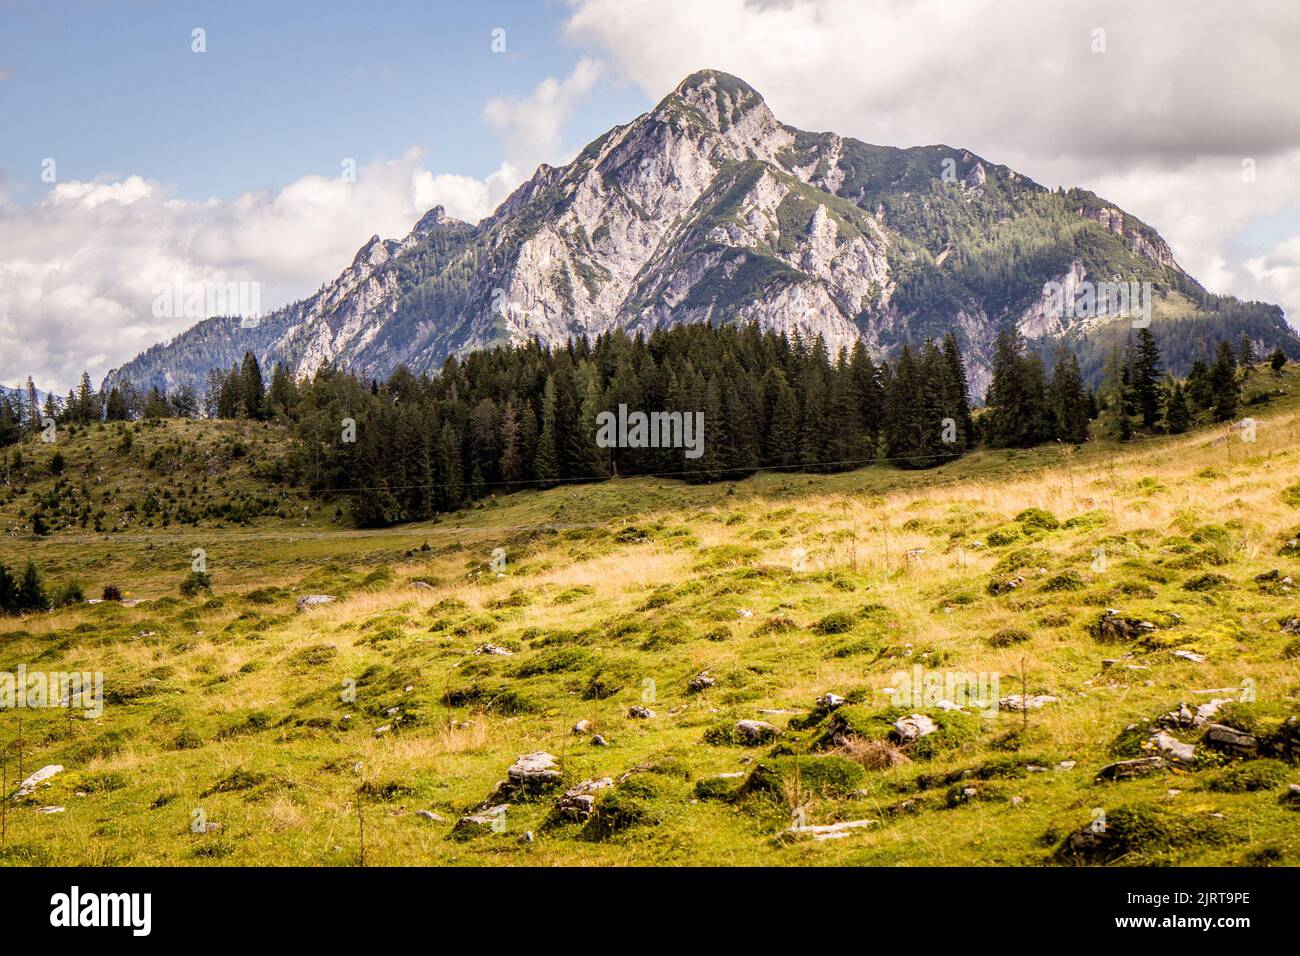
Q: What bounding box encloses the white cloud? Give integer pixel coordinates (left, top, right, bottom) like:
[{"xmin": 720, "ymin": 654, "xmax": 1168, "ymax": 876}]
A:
[
  {"xmin": 482, "ymin": 58, "xmax": 605, "ymax": 170},
  {"xmin": 0, "ymin": 150, "xmax": 519, "ymax": 392},
  {"xmin": 0, "ymin": 55, "xmax": 609, "ymax": 392}
]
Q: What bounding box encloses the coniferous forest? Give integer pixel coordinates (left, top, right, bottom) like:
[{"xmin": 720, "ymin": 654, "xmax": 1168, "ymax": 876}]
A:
[{"xmin": 0, "ymin": 323, "xmax": 1271, "ymax": 528}]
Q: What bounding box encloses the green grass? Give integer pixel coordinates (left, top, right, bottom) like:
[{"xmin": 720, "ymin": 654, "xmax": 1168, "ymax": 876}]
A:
[{"xmin": 2, "ymin": 368, "xmax": 1300, "ymax": 865}]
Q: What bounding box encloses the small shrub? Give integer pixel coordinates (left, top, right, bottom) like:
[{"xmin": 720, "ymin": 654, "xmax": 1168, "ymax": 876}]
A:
[
  {"xmin": 987, "ymin": 627, "xmax": 1030, "ymax": 648},
  {"xmin": 179, "ymin": 571, "xmax": 213, "ymax": 597}
]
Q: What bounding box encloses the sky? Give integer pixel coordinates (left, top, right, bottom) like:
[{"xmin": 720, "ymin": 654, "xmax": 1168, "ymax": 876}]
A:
[{"xmin": 3, "ymin": 0, "xmax": 1300, "ymax": 393}]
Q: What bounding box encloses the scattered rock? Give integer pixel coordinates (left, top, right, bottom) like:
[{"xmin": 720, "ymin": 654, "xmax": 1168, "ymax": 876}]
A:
[
  {"xmin": 373, "ymin": 724, "xmax": 391, "ymax": 736},
  {"xmin": 687, "ymin": 672, "xmax": 716, "ymax": 693},
  {"xmin": 474, "ymin": 643, "xmax": 512, "ymax": 656},
  {"xmin": 453, "ymin": 804, "xmax": 507, "ymax": 838},
  {"xmin": 1202, "ymin": 723, "xmax": 1258, "ymax": 759},
  {"xmin": 36, "ymin": 806, "xmax": 65, "ymax": 814},
  {"xmin": 1151, "ymin": 731, "xmax": 1196, "ymax": 764},
  {"xmin": 737, "ymin": 608, "xmax": 753, "ymax": 619},
  {"xmin": 999, "ymin": 694, "xmax": 1058, "ymax": 712},
  {"xmin": 508, "ymin": 752, "xmax": 562, "ymax": 791},
  {"xmin": 1090, "ymin": 609, "xmax": 1162, "ymax": 643},
  {"xmin": 988, "ymin": 575, "xmax": 1025, "ymax": 596},
  {"xmin": 627, "ymin": 705, "xmax": 656, "ymax": 719},
  {"xmin": 1097, "ymin": 756, "xmax": 1167, "ymax": 781},
  {"xmin": 295, "ymin": 594, "xmax": 336, "ymax": 611},
  {"xmin": 779, "ymin": 818, "xmax": 877, "ymax": 842},
  {"xmin": 890, "ymin": 713, "xmax": 937, "ymax": 743},
  {"xmin": 12, "ymin": 765, "xmax": 62, "ymax": 801},
  {"xmin": 553, "ymin": 777, "xmax": 614, "ymax": 822},
  {"xmin": 1170, "ymin": 650, "xmax": 1206, "ymax": 663},
  {"xmin": 590, "ymin": 735, "xmax": 608, "ymax": 747},
  {"xmin": 415, "ymin": 810, "xmax": 445, "ymax": 822},
  {"xmin": 411, "ymin": 581, "xmax": 435, "ymax": 591},
  {"xmin": 816, "ymin": 693, "xmax": 846, "ymax": 712},
  {"xmin": 572, "ymin": 719, "xmax": 591, "ymax": 735},
  {"xmin": 734, "ymin": 719, "xmax": 780, "ymax": 745},
  {"xmin": 1057, "ymin": 760, "xmax": 1077, "ymax": 770}
]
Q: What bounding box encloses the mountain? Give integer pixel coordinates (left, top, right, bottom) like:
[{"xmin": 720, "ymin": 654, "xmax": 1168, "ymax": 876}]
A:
[
  {"xmin": 103, "ymin": 69, "xmax": 1300, "ymax": 399},
  {"xmin": 1, "ymin": 382, "xmax": 48, "ymax": 410}
]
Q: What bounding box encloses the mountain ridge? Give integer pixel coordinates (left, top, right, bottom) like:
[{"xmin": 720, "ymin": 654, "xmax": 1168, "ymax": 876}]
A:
[{"xmin": 103, "ymin": 68, "xmax": 1299, "ymax": 399}]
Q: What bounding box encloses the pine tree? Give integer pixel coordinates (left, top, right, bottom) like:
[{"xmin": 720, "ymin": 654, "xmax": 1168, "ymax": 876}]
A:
[
  {"xmin": 940, "ymin": 333, "xmax": 973, "ymax": 445},
  {"xmin": 499, "ymin": 399, "xmax": 522, "ymax": 483},
  {"xmin": 1270, "ymin": 346, "xmax": 1287, "ymax": 377},
  {"xmin": 1130, "ymin": 327, "xmax": 1163, "ymax": 428},
  {"xmin": 764, "ymin": 368, "xmax": 799, "ymax": 468},
  {"xmin": 1238, "ymin": 334, "xmax": 1256, "ymax": 380},
  {"xmin": 104, "ymin": 386, "xmax": 129, "ymax": 422},
  {"xmin": 75, "ymin": 371, "xmax": 99, "ymax": 423},
  {"xmin": 1209, "ymin": 340, "xmax": 1240, "ymax": 422},
  {"xmin": 1047, "ymin": 345, "xmax": 1089, "ymax": 443},
  {"xmin": 984, "ymin": 329, "xmax": 1047, "ymax": 447},
  {"xmin": 0, "ymin": 562, "xmax": 15, "ymax": 614},
  {"xmin": 1096, "ymin": 345, "xmax": 1131, "ymax": 441},
  {"xmin": 534, "ymin": 376, "xmax": 560, "ymax": 488},
  {"xmin": 17, "ymin": 560, "xmax": 48, "ymax": 612},
  {"xmin": 1164, "ymin": 380, "xmax": 1191, "ymax": 434},
  {"xmin": 240, "ymin": 352, "xmax": 265, "ymax": 419}
]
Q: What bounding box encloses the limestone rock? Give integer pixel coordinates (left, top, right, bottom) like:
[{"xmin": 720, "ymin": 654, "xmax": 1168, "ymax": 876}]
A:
[
  {"xmin": 890, "ymin": 713, "xmax": 937, "ymax": 743},
  {"xmin": 1097, "ymin": 757, "xmax": 1167, "ymax": 781},
  {"xmin": 12, "ymin": 765, "xmax": 62, "ymax": 801},
  {"xmin": 1202, "ymin": 723, "xmax": 1258, "ymax": 758},
  {"xmin": 554, "ymin": 777, "xmax": 614, "ymax": 822},
  {"xmin": 780, "ymin": 818, "xmax": 876, "ymax": 842},
  {"xmin": 687, "ymin": 672, "xmax": 716, "ymax": 693},
  {"xmin": 1152, "ymin": 731, "xmax": 1196, "ymax": 764},
  {"xmin": 735, "ymin": 719, "xmax": 780, "ymax": 745},
  {"xmin": 999, "ymin": 694, "xmax": 1058, "ymax": 712},
  {"xmin": 295, "ymin": 594, "xmax": 336, "ymax": 611},
  {"xmin": 454, "ymin": 804, "xmax": 507, "ymax": 838}
]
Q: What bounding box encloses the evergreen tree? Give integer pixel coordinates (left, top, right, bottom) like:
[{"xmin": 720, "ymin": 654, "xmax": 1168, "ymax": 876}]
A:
[
  {"xmin": 0, "ymin": 562, "xmax": 15, "ymax": 614},
  {"xmin": 1164, "ymin": 380, "xmax": 1191, "ymax": 434},
  {"xmin": 240, "ymin": 352, "xmax": 265, "ymax": 419},
  {"xmin": 1209, "ymin": 340, "xmax": 1240, "ymax": 422},
  {"xmin": 1270, "ymin": 346, "xmax": 1287, "ymax": 377},
  {"xmin": 534, "ymin": 376, "xmax": 560, "ymax": 488},
  {"xmin": 17, "ymin": 560, "xmax": 49, "ymax": 612},
  {"xmin": 1238, "ymin": 334, "xmax": 1256, "ymax": 380},
  {"xmin": 1096, "ymin": 345, "xmax": 1131, "ymax": 441},
  {"xmin": 984, "ymin": 329, "xmax": 1047, "ymax": 447},
  {"xmin": 1130, "ymin": 327, "xmax": 1163, "ymax": 428},
  {"xmin": 1047, "ymin": 345, "xmax": 1089, "ymax": 443}
]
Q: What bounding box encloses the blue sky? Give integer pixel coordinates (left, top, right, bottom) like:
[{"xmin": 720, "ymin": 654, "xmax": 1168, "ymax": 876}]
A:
[{"xmin": 1, "ymin": 0, "xmax": 646, "ymax": 203}]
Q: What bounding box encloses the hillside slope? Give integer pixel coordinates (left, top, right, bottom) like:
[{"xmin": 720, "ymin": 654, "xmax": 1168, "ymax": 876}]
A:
[{"xmin": 3, "ymin": 370, "xmax": 1299, "ymax": 865}]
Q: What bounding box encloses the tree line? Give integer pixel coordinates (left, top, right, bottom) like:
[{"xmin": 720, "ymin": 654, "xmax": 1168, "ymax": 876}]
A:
[{"xmin": 1, "ymin": 323, "xmax": 1282, "ymax": 528}]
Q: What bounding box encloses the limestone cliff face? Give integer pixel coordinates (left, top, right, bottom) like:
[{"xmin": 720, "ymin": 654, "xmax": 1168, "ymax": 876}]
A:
[{"xmin": 105, "ymin": 69, "xmax": 1291, "ymax": 400}]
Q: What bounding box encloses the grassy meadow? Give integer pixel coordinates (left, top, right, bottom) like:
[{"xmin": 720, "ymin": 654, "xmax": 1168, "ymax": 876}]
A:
[{"xmin": 2, "ymin": 368, "xmax": 1300, "ymax": 866}]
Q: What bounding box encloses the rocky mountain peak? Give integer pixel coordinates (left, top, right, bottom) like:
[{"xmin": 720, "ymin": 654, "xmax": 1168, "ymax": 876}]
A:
[{"xmin": 101, "ymin": 69, "xmax": 1299, "ymax": 402}]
